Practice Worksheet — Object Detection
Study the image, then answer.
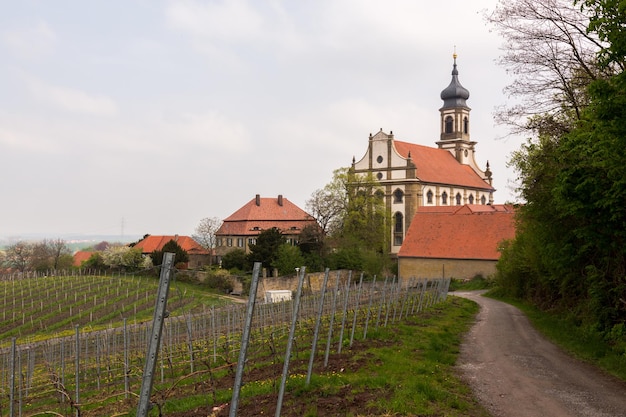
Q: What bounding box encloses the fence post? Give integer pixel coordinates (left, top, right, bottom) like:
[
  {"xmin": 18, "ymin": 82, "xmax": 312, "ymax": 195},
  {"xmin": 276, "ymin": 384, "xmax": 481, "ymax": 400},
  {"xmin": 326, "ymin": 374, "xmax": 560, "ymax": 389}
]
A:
[
  {"xmin": 9, "ymin": 338, "xmax": 16, "ymax": 417},
  {"xmin": 136, "ymin": 252, "xmax": 175, "ymax": 417},
  {"xmin": 229, "ymin": 262, "xmax": 262, "ymax": 417},
  {"xmin": 275, "ymin": 266, "xmax": 306, "ymax": 417},
  {"xmin": 306, "ymin": 268, "xmax": 330, "ymax": 385}
]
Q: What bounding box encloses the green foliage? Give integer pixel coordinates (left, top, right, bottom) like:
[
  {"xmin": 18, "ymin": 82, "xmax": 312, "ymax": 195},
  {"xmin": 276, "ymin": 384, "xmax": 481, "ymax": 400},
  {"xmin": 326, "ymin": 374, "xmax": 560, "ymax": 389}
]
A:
[
  {"xmin": 247, "ymin": 227, "xmax": 285, "ymax": 269},
  {"xmin": 102, "ymin": 246, "xmax": 144, "ymax": 271},
  {"xmin": 151, "ymin": 239, "xmax": 189, "ymax": 268},
  {"xmin": 221, "ymin": 248, "xmax": 248, "ymax": 271},
  {"xmin": 202, "ymin": 269, "xmax": 234, "ymax": 293},
  {"xmin": 82, "ymin": 252, "xmax": 106, "ymax": 269},
  {"xmin": 272, "ymin": 244, "xmax": 305, "ymax": 276}
]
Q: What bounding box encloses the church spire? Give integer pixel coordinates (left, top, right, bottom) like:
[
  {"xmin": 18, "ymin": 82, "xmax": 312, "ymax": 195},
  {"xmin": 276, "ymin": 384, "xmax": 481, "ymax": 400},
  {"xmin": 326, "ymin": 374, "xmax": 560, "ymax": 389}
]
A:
[{"xmin": 440, "ymin": 52, "xmax": 470, "ymax": 109}]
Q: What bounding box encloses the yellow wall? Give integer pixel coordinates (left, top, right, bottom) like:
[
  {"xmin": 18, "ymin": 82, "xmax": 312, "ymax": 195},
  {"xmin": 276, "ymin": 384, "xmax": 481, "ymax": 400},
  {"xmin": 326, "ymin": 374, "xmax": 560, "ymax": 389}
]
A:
[{"xmin": 398, "ymin": 257, "xmax": 497, "ymax": 282}]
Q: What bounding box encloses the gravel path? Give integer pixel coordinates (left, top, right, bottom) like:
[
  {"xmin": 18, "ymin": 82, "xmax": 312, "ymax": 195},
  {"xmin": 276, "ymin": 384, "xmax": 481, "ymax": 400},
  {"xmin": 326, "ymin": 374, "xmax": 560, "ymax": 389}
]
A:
[{"xmin": 454, "ymin": 291, "xmax": 626, "ymax": 417}]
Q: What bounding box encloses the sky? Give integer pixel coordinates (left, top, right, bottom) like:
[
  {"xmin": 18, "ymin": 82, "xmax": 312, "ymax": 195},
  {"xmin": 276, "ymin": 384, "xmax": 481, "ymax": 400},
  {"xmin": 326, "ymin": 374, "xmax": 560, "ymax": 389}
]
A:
[{"xmin": 0, "ymin": 0, "xmax": 522, "ymax": 241}]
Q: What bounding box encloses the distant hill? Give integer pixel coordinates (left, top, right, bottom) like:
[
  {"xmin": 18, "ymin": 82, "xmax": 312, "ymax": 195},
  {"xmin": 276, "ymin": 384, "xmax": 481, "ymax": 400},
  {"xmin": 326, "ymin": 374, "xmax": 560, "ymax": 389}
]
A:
[{"xmin": 0, "ymin": 234, "xmax": 141, "ymax": 251}]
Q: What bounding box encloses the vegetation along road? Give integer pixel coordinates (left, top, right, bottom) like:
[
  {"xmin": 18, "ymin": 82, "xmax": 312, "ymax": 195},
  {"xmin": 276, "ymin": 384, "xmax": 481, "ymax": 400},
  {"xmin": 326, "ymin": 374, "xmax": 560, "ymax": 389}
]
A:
[{"xmin": 455, "ymin": 291, "xmax": 626, "ymax": 417}]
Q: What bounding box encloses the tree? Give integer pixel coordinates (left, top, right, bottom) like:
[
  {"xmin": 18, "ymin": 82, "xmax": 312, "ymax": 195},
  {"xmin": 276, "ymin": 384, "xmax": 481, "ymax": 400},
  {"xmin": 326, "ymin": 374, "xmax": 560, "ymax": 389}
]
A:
[
  {"xmin": 272, "ymin": 244, "xmax": 305, "ymax": 277},
  {"xmin": 4, "ymin": 241, "xmax": 32, "ymax": 272},
  {"xmin": 102, "ymin": 246, "xmax": 144, "ymax": 271},
  {"xmin": 192, "ymin": 217, "xmax": 222, "ymax": 260},
  {"xmin": 151, "ymin": 239, "xmax": 189, "ymax": 269},
  {"xmin": 221, "ymin": 248, "xmax": 248, "ymax": 271},
  {"xmin": 486, "ymin": 0, "xmax": 610, "ymax": 135},
  {"xmin": 247, "ymin": 227, "xmax": 285, "ymax": 270}
]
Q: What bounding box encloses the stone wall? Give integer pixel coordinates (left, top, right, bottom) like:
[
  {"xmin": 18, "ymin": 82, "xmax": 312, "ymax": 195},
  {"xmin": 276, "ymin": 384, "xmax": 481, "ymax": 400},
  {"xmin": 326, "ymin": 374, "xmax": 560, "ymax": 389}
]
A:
[
  {"xmin": 255, "ymin": 269, "xmax": 353, "ymax": 299},
  {"xmin": 398, "ymin": 257, "xmax": 496, "ymax": 282}
]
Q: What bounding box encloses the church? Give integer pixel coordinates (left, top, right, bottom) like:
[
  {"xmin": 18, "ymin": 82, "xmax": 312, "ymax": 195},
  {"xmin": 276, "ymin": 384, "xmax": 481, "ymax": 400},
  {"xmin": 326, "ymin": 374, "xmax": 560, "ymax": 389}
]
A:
[{"xmin": 351, "ymin": 55, "xmax": 495, "ymax": 256}]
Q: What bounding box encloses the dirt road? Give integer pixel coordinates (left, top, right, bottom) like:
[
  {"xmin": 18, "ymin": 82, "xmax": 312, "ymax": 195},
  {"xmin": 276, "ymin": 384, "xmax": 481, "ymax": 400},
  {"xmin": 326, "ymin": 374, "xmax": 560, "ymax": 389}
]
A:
[{"xmin": 454, "ymin": 291, "xmax": 626, "ymax": 417}]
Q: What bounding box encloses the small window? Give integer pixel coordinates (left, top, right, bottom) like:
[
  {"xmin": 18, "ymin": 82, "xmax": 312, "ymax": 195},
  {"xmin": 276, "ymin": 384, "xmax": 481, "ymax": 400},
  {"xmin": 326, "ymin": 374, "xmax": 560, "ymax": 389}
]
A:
[
  {"xmin": 455, "ymin": 193, "xmax": 462, "ymax": 205},
  {"xmin": 441, "ymin": 192, "xmax": 448, "ymax": 205},
  {"xmin": 468, "ymin": 194, "xmax": 474, "ymax": 204},
  {"xmin": 481, "ymin": 195, "xmax": 486, "ymax": 205},
  {"xmin": 237, "ymin": 238, "xmax": 244, "ymax": 247},
  {"xmin": 375, "ymin": 189, "xmax": 384, "ymax": 199},
  {"xmin": 216, "ymin": 238, "xmax": 222, "ymax": 247},
  {"xmin": 377, "ymin": 155, "xmax": 383, "ymax": 163},
  {"xmin": 227, "ymin": 238, "xmax": 233, "ymax": 247},
  {"xmin": 248, "ymin": 238, "xmax": 256, "ymax": 246},
  {"xmin": 463, "ymin": 116, "xmax": 469, "ymax": 134},
  {"xmin": 426, "ymin": 189, "xmax": 433, "ymax": 204},
  {"xmin": 376, "ymin": 172, "xmax": 383, "ymax": 180},
  {"xmin": 393, "ymin": 188, "xmax": 404, "ymax": 203},
  {"xmin": 445, "ymin": 116, "xmax": 453, "ymax": 134}
]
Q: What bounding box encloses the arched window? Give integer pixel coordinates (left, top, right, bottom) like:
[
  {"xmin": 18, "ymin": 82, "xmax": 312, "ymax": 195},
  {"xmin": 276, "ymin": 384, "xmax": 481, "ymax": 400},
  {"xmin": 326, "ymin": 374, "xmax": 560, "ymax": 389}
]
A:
[
  {"xmin": 468, "ymin": 194, "xmax": 474, "ymax": 204},
  {"xmin": 426, "ymin": 189, "xmax": 433, "ymax": 204},
  {"xmin": 445, "ymin": 116, "xmax": 453, "ymax": 133},
  {"xmin": 463, "ymin": 116, "xmax": 469, "ymax": 134},
  {"xmin": 441, "ymin": 191, "xmax": 448, "ymax": 205},
  {"xmin": 481, "ymin": 195, "xmax": 486, "ymax": 205},
  {"xmin": 393, "ymin": 188, "xmax": 404, "ymax": 203},
  {"xmin": 455, "ymin": 193, "xmax": 462, "ymax": 205},
  {"xmin": 394, "ymin": 212, "xmax": 403, "ymax": 245}
]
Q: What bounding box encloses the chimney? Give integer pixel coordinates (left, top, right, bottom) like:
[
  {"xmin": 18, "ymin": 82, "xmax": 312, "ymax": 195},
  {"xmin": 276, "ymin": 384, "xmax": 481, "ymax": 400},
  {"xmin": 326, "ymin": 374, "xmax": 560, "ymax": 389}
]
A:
[
  {"xmin": 255, "ymin": 194, "xmax": 261, "ymax": 206},
  {"xmin": 278, "ymin": 194, "xmax": 283, "ymax": 206}
]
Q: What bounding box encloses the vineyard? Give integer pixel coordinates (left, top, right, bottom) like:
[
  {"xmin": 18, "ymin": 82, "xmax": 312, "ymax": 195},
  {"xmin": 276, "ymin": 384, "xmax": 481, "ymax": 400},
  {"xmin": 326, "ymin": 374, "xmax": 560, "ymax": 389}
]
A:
[{"xmin": 0, "ymin": 270, "xmax": 450, "ymax": 416}]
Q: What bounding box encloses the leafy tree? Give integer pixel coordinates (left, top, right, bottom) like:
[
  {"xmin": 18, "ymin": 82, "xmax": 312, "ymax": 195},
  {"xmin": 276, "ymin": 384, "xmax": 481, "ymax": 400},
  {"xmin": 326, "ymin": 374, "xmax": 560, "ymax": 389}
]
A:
[
  {"xmin": 221, "ymin": 248, "xmax": 248, "ymax": 271},
  {"xmin": 298, "ymin": 223, "xmax": 325, "ymax": 257},
  {"xmin": 82, "ymin": 252, "xmax": 107, "ymax": 270},
  {"xmin": 151, "ymin": 239, "xmax": 189, "ymax": 268},
  {"xmin": 102, "ymin": 246, "xmax": 144, "ymax": 271},
  {"xmin": 272, "ymin": 244, "xmax": 305, "ymax": 276},
  {"xmin": 247, "ymin": 227, "xmax": 285, "ymax": 270}
]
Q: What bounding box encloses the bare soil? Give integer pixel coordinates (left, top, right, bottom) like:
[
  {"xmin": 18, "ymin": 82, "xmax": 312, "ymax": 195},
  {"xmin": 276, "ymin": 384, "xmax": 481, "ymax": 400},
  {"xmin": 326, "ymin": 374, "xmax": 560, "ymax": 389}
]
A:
[{"xmin": 455, "ymin": 291, "xmax": 626, "ymax": 417}]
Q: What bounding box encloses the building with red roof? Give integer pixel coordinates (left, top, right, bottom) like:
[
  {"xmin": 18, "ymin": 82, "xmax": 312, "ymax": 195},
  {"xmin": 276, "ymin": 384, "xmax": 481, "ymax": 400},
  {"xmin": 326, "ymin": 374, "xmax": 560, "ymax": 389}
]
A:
[
  {"xmin": 73, "ymin": 250, "xmax": 94, "ymax": 267},
  {"xmin": 132, "ymin": 235, "xmax": 211, "ymax": 269},
  {"xmin": 215, "ymin": 194, "xmax": 317, "ymax": 258},
  {"xmin": 351, "ymin": 55, "xmax": 495, "ymax": 255},
  {"xmin": 398, "ymin": 204, "xmax": 516, "ymax": 280}
]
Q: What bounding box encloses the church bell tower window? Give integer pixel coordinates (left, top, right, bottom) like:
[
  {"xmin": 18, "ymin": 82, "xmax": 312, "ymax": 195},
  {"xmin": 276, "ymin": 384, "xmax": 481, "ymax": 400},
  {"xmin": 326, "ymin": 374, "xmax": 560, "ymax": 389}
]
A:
[{"xmin": 445, "ymin": 116, "xmax": 453, "ymax": 134}]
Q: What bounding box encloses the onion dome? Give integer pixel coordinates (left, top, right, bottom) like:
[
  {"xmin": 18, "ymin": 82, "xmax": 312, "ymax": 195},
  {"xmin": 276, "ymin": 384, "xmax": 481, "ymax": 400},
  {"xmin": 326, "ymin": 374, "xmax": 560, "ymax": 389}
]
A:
[{"xmin": 440, "ymin": 54, "xmax": 470, "ymax": 108}]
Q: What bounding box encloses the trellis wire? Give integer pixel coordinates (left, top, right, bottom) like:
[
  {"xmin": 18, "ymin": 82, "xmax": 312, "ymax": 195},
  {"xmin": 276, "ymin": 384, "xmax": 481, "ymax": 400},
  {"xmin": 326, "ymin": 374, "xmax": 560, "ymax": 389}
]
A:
[{"xmin": 0, "ymin": 273, "xmax": 450, "ymax": 416}]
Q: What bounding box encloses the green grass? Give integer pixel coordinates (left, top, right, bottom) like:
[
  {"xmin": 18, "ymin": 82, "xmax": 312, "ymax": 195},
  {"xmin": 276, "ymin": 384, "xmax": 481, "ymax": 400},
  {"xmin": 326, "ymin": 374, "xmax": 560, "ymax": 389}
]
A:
[
  {"xmin": 448, "ymin": 275, "xmax": 493, "ymax": 291},
  {"xmin": 155, "ymin": 296, "xmax": 490, "ymax": 417},
  {"xmin": 486, "ymin": 291, "xmax": 626, "ymax": 381}
]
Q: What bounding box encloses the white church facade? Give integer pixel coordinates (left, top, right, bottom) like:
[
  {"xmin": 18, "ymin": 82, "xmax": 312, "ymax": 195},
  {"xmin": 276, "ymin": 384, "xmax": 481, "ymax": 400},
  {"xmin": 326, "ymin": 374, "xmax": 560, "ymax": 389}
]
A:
[{"xmin": 351, "ymin": 55, "xmax": 495, "ymax": 255}]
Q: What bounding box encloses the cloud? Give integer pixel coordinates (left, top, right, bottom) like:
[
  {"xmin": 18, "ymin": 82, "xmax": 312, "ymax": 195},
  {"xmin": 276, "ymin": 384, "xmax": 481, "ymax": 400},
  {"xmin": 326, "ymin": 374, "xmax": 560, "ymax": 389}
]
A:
[
  {"xmin": 2, "ymin": 19, "xmax": 57, "ymax": 59},
  {"xmin": 24, "ymin": 76, "xmax": 118, "ymax": 116}
]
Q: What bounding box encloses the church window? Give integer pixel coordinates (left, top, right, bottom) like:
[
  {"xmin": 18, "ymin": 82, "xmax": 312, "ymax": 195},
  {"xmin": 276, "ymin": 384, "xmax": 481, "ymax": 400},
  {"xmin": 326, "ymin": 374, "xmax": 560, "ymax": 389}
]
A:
[
  {"xmin": 455, "ymin": 193, "xmax": 462, "ymax": 205},
  {"xmin": 445, "ymin": 116, "xmax": 453, "ymax": 133},
  {"xmin": 441, "ymin": 191, "xmax": 448, "ymax": 205},
  {"xmin": 481, "ymin": 195, "xmax": 486, "ymax": 205},
  {"xmin": 394, "ymin": 212, "xmax": 403, "ymax": 245},
  {"xmin": 377, "ymin": 155, "xmax": 383, "ymax": 163},
  {"xmin": 468, "ymin": 194, "xmax": 474, "ymax": 204},
  {"xmin": 375, "ymin": 189, "xmax": 385, "ymax": 199},
  {"xmin": 376, "ymin": 172, "xmax": 383, "ymax": 180},
  {"xmin": 426, "ymin": 189, "xmax": 433, "ymax": 204},
  {"xmin": 393, "ymin": 188, "xmax": 404, "ymax": 203},
  {"xmin": 463, "ymin": 116, "xmax": 469, "ymax": 134}
]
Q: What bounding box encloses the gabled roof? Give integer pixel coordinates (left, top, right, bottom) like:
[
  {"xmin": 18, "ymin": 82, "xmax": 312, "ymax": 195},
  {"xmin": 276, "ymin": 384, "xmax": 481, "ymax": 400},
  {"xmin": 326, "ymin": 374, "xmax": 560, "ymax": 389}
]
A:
[
  {"xmin": 217, "ymin": 195, "xmax": 317, "ymax": 236},
  {"xmin": 394, "ymin": 140, "xmax": 493, "ymax": 190},
  {"xmin": 73, "ymin": 250, "xmax": 94, "ymax": 267},
  {"xmin": 132, "ymin": 235, "xmax": 209, "ymax": 255},
  {"xmin": 399, "ymin": 204, "xmax": 516, "ymax": 261}
]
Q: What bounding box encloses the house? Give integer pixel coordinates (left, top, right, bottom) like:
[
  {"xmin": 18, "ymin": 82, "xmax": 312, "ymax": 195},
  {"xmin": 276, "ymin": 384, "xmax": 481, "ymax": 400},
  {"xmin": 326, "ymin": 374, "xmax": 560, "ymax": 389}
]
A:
[
  {"xmin": 351, "ymin": 54, "xmax": 494, "ymax": 255},
  {"xmin": 73, "ymin": 250, "xmax": 94, "ymax": 267},
  {"xmin": 132, "ymin": 235, "xmax": 211, "ymax": 269},
  {"xmin": 398, "ymin": 204, "xmax": 516, "ymax": 281},
  {"xmin": 215, "ymin": 194, "xmax": 318, "ymax": 259}
]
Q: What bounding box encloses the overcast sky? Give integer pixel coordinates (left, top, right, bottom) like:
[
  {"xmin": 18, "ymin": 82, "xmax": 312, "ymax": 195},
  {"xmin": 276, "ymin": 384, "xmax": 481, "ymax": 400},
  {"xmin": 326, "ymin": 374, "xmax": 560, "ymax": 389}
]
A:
[{"xmin": 0, "ymin": 0, "xmax": 522, "ymax": 241}]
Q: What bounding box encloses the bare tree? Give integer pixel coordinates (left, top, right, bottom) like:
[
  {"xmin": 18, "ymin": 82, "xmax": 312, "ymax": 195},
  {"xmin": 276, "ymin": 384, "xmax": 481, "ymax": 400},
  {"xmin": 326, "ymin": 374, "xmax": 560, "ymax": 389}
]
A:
[
  {"xmin": 4, "ymin": 241, "xmax": 32, "ymax": 272},
  {"xmin": 193, "ymin": 217, "xmax": 222, "ymax": 264},
  {"xmin": 305, "ymin": 169, "xmax": 347, "ymax": 237},
  {"xmin": 486, "ymin": 0, "xmax": 611, "ymax": 135}
]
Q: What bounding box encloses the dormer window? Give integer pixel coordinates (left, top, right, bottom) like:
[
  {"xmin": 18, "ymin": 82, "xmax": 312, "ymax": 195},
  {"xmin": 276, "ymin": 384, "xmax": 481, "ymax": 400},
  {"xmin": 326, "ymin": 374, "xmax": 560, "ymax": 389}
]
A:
[
  {"xmin": 442, "ymin": 191, "xmax": 448, "ymax": 205},
  {"xmin": 456, "ymin": 193, "xmax": 462, "ymax": 205},
  {"xmin": 426, "ymin": 189, "xmax": 433, "ymax": 204},
  {"xmin": 468, "ymin": 194, "xmax": 474, "ymax": 204}
]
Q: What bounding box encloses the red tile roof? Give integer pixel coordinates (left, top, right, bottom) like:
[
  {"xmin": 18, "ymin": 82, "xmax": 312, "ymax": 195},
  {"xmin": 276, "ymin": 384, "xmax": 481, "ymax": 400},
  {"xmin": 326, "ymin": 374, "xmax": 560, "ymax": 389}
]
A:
[
  {"xmin": 132, "ymin": 235, "xmax": 209, "ymax": 255},
  {"xmin": 73, "ymin": 250, "xmax": 94, "ymax": 267},
  {"xmin": 399, "ymin": 204, "xmax": 516, "ymax": 260},
  {"xmin": 217, "ymin": 195, "xmax": 317, "ymax": 236},
  {"xmin": 394, "ymin": 140, "xmax": 493, "ymax": 190}
]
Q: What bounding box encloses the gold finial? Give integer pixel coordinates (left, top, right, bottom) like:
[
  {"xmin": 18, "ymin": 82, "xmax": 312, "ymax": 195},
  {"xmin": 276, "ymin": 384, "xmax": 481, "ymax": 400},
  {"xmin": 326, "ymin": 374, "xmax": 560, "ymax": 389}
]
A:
[{"xmin": 453, "ymin": 45, "xmax": 457, "ymax": 60}]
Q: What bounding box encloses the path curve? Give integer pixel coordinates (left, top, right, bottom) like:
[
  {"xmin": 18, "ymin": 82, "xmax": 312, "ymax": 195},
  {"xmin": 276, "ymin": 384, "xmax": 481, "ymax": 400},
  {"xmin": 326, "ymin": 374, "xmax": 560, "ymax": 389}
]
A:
[{"xmin": 454, "ymin": 291, "xmax": 626, "ymax": 417}]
